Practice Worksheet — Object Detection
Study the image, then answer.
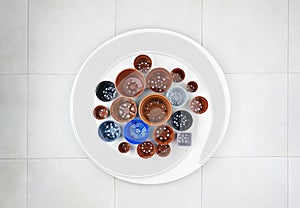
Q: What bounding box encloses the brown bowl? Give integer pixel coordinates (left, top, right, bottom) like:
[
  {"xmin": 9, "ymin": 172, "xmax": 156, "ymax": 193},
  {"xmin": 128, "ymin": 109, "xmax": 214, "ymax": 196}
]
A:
[
  {"xmin": 134, "ymin": 54, "xmax": 152, "ymax": 73},
  {"xmin": 93, "ymin": 105, "xmax": 109, "ymax": 120},
  {"xmin": 139, "ymin": 94, "xmax": 172, "ymax": 126},
  {"xmin": 115, "ymin": 68, "xmax": 146, "ymax": 97},
  {"xmin": 110, "ymin": 97, "xmax": 137, "ymax": 123},
  {"xmin": 190, "ymin": 96, "xmax": 208, "ymax": 114},
  {"xmin": 186, "ymin": 81, "xmax": 198, "ymax": 92},
  {"xmin": 146, "ymin": 67, "xmax": 172, "ymax": 93},
  {"xmin": 171, "ymin": 68, "xmax": 185, "ymax": 82},
  {"xmin": 153, "ymin": 125, "xmax": 175, "ymax": 145}
]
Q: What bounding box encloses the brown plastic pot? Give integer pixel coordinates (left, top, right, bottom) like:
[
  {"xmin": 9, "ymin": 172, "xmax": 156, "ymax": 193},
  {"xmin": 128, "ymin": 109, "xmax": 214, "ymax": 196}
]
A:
[
  {"xmin": 137, "ymin": 141, "xmax": 155, "ymax": 159},
  {"xmin": 110, "ymin": 97, "xmax": 137, "ymax": 123},
  {"xmin": 115, "ymin": 68, "xmax": 146, "ymax": 98},
  {"xmin": 93, "ymin": 105, "xmax": 109, "ymax": 120},
  {"xmin": 146, "ymin": 67, "xmax": 172, "ymax": 93},
  {"xmin": 156, "ymin": 144, "xmax": 171, "ymax": 157},
  {"xmin": 186, "ymin": 81, "xmax": 198, "ymax": 92},
  {"xmin": 153, "ymin": 125, "xmax": 175, "ymax": 145},
  {"xmin": 134, "ymin": 54, "xmax": 152, "ymax": 73},
  {"xmin": 139, "ymin": 94, "xmax": 172, "ymax": 126},
  {"xmin": 190, "ymin": 96, "xmax": 208, "ymax": 114},
  {"xmin": 171, "ymin": 68, "xmax": 185, "ymax": 82}
]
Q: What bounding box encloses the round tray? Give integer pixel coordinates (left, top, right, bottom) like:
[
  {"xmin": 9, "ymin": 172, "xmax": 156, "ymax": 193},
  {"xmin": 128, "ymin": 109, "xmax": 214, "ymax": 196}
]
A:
[{"xmin": 70, "ymin": 29, "xmax": 230, "ymax": 184}]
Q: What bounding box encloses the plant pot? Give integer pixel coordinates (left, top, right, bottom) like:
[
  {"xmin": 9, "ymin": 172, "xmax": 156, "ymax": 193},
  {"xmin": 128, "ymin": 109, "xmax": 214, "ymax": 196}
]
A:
[
  {"xmin": 146, "ymin": 67, "xmax": 172, "ymax": 93},
  {"xmin": 115, "ymin": 68, "xmax": 146, "ymax": 97},
  {"xmin": 110, "ymin": 97, "xmax": 137, "ymax": 123},
  {"xmin": 139, "ymin": 94, "xmax": 172, "ymax": 126}
]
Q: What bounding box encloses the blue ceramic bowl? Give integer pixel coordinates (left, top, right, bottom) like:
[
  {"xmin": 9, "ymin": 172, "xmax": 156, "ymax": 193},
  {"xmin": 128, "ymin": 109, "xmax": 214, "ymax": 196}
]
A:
[
  {"xmin": 124, "ymin": 119, "xmax": 149, "ymax": 144},
  {"xmin": 98, "ymin": 121, "xmax": 121, "ymax": 142}
]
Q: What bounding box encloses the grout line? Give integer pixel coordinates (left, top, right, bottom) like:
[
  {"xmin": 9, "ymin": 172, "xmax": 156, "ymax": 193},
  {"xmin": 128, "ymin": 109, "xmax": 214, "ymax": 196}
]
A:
[
  {"xmin": 201, "ymin": 0, "xmax": 204, "ymax": 46},
  {"xmin": 114, "ymin": 177, "xmax": 117, "ymax": 208},
  {"xmin": 27, "ymin": 157, "xmax": 89, "ymax": 160},
  {"xmin": 3, "ymin": 156, "xmax": 300, "ymax": 160},
  {"xmin": 28, "ymin": 73, "xmax": 77, "ymax": 75},
  {"xmin": 3, "ymin": 72, "xmax": 300, "ymax": 76},
  {"xmin": 26, "ymin": 0, "xmax": 29, "ymax": 207},
  {"xmin": 211, "ymin": 156, "xmax": 289, "ymax": 158},
  {"xmin": 287, "ymin": 0, "xmax": 290, "ymax": 207},
  {"xmin": 114, "ymin": 0, "xmax": 117, "ymax": 36},
  {"xmin": 0, "ymin": 158, "xmax": 28, "ymax": 160},
  {"xmin": 200, "ymin": 167, "xmax": 203, "ymax": 208},
  {"xmin": 224, "ymin": 72, "xmax": 289, "ymax": 75},
  {"xmin": 113, "ymin": 1, "xmax": 117, "ymax": 206}
]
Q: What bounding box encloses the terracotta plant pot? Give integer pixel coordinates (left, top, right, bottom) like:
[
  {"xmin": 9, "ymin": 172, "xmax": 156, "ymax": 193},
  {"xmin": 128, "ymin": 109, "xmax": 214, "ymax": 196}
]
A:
[
  {"xmin": 93, "ymin": 105, "xmax": 109, "ymax": 120},
  {"xmin": 110, "ymin": 97, "xmax": 137, "ymax": 123},
  {"xmin": 137, "ymin": 141, "xmax": 155, "ymax": 159},
  {"xmin": 115, "ymin": 68, "xmax": 146, "ymax": 98},
  {"xmin": 118, "ymin": 142, "xmax": 131, "ymax": 153},
  {"xmin": 156, "ymin": 144, "xmax": 171, "ymax": 157},
  {"xmin": 153, "ymin": 125, "xmax": 175, "ymax": 145},
  {"xmin": 186, "ymin": 81, "xmax": 198, "ymax": 92},
  {"xmin": 139, "ymin": 94, "xmax": 172, "ymax": 126},
  {"xmin": 134, "ymin": 54, "xmax": 152, "ymax": 73},
  {"xmin": 171, "ymin": 68, "xmax": 185, "ymax": 82},
  {"xmin": 146, "ymin": 67, "xmax": 172, "ymax": 93},
  {"xmin": 190, "ymin": 96, "xmax": 208, "ymax": 114}
]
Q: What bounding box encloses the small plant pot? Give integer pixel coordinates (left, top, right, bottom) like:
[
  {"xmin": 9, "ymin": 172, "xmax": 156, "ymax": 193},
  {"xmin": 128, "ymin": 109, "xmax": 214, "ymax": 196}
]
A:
[
  {"xmin": 137, "ymin": 141, "xmax": 155, "ymax": 159},
  {"xmin": 93, "ymin": 105, "xmax": 109, "ymax": 120},
  {"xmin": 153, "ymin": 125, "xmax": 175, "ymax": 145},
  {"xmin": 110, "ymin": 97, "xmax": 137, "ymax": 123},
  {"xmin": 171, "ymin": 110, "xmax": 193, "ymax": 131},
  {"xmin": 95, "ymin": 81, "xmax": 118, "ymax": 102},
  {"xmin": 98, "ymin": 121, "xmax": 121, "ymax": 142},
  {"xmin": 166, "ymin": 86, "xmax": 188, "ymax": 108},
  {"xmin": 124, "ymin": 119, "xmax": 149, "ymax": 144},
  {"xmin": 139, "ymin": 94, "xmax": 172, "ymax": 126},
  {"xmin": 186, "ymin": 81, "xmax": 198, "ymax": 92},
  {"xmin": 115, "ymin": 68, "xmax": 146, "ymax": 98},
  {"xmin": 146, "ymin": 67, "xmax": 172, "ymax": 93},
  {"xmin": 134, "ymin": 54, "xmax": 152, "ymax": 73},
  {"xmin": 156, "ymin": 144, "xmax": 171, "ymax": 157},
  {"xmin": 190, "ymin": 96, "xmax": 208, "ymax": 114},
  {"xmin": 118, "ymin": 142, "xmax": 131, "ymax": 153},
  {"xmin": 171, "ymin": 68, "xmax": 185, "ymax": 82}
]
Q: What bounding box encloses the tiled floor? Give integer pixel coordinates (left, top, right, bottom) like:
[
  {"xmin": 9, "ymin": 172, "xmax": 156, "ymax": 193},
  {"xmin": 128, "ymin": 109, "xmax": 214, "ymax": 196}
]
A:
[{"xmin": 0, "ymin": 0, "xmax": 298, "ymax": 208}]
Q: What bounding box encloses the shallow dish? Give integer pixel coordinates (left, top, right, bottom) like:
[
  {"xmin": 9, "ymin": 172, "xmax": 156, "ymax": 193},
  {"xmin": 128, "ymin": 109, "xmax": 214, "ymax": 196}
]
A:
[{"xmin": 70, "ymin": 29, "xmax": 230, "ymax": 184}]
